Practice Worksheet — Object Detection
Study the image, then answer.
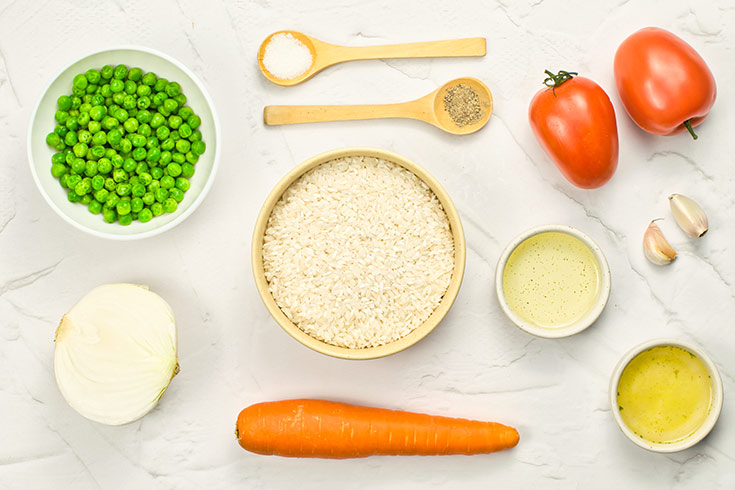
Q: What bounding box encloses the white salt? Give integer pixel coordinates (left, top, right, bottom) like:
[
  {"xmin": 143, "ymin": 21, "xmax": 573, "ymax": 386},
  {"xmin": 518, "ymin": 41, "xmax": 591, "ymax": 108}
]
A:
[{"xmin": 262, "ymin": 33, "xmax": 313, "ymax": 80}]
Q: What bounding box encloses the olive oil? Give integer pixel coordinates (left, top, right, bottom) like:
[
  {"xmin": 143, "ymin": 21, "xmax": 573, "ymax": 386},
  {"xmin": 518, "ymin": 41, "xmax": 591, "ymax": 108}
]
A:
[
  {"xmin": 617, "ymin": 345, "xmax": 712, "ymax": 444},
  {"xmin": 502, "ymin": 232, "xmax": 601, "ymax": 328}
]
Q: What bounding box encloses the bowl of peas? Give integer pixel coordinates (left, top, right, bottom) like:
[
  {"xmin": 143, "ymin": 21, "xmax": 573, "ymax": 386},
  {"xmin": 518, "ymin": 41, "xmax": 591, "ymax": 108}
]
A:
[{"xmin": 28, "ymin": 46, "xmax": 220, "ymax": 239}]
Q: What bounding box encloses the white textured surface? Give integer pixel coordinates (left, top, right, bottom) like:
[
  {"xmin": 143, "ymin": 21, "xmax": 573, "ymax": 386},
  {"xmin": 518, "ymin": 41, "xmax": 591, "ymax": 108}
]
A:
[{"xmin": 1, "ymin": 0, "xmax": 734, "ymax": 488}]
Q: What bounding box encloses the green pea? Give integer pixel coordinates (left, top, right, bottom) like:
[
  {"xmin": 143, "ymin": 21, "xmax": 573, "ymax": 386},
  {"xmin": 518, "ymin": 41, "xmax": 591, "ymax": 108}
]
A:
[
  {"xmin": 172, "ymin": 152, "xmax": 185, "ymax": 164},
  {"xmin": 59, "ymin": 174, "xmax": 70, "ymax": 188},
  {"xmin": 174, "ymin": 94, "xmax": 187, "ymax": 107},
  {"xmin": 64, "ymin": 131, "xmax": 78, "ymax": 146},
  {"xmin": 113, "ymin": 64, "xmax": 128, "ymax": 80},
  {"xmin": 136, "ymin": 84, "xmax": 151, "ymax": 97},
  {"xmin": 100, "ymin": 84, "xmax": 112, "ymax": 97},
  {"xmin": 85, "ymin": 160, "xmax": 99, "ymax": 176},
  {"xmin": 175, "ymin": 176, "xmax": 191, "ymax": 191},
  {"xmin": 90, "ymin": 146, "xmax": 106, "ymax": 159},
  {"xmin": 91, "ymin": 175, "xmax": 105, "ymax": 190},
  {"xmin": 74, "ymin": 180, "xmax": 91, "ymax": 195},
  {"xmin": 163, "ymin": 98, "xmax": 178, "ymax": 113},
  {"xmin": 123, "ymin": 158, "xmax": 137, "ymax": 173},
  {"xmin": 71, "ymin": 96, "xmax": 82, "ymax": 109},
  {"xmin": 77, "ymin": 113, "xmax": 91, "ymax": 128},
  {"xmin": 46, "ymin": 132, "xmax": 61, "ymax": 147},
  {"xmin": 148, "ymin": 180, "xmax": 161, "ymax": 192},
  {"xmin": 88, "ymin": 199, "xmax": 102, "ymax": 214},
  {"xmin": 118, "ymin": 213, "xmax": 133, "ymax": 226},
  {"xmin": 129, "ymin": 175, "xmax": 139, "ymax": 186},
  {"xmin": 114, "ymin": 109, "xmax": 128, "ymax": 122},
  {"xmin": 104, "ymin": 177, "xmax": 117, "ymax": 192},
  {"xmin": 113, "ymin": 168, "xmax": 128, "ymax": 182},
  {"xmin": 162, "ymin": 197, "xmax": 177, "ymax": 213},
  {"xmin": 52, "ymin": 152, "xmax": 66, "ymax": 165},
  {"xmin": 151, "ymin": 93, "xmax": 165, "ymax": 107},
  {"xmin": 67, "ymin": 190, "xmax": 81, "ymax": 203},
  {"xmin": 131, "ymin": 197, "xmax": 144, "ymax": 213},
  {"xmin": 72, "ymin": 85, "xmax": 85, "ymax": 97},
  {"xmin": 102, "ymin": 116, "xmax": 119, "ymax": 130},
  {"xmin": 88, "ymin": 120, "xmax": 102, "ymax": 134},
  {"xmin": 139, "ymin": 126, "xmax": 153, "ymax": 139},
  {"xmin": 110, "ymin": 79, "xmax": 124, "ymax": 93},
  {"xmin": 99, "ymin": 65, "xmax": 113, "ymax": 79},
  {"xmin": 54, "ymin": 125, "xmax": 69, "ymax": 138},
  {"xmin": 175, "ymin": 139, "xmax": 190, "ymax": 154},
  {"xmin": 131, "ymin": 183, "xmax": 147, "ymax": 197},
  {"xmin": 168, "ymin": 115, "xmax": 182, "ymax": 129},
  {"xmin": 81, "ymin": 194, "xmax": 92, "ymax": 205},
  {"xmin": 75, "ymin": 131, "xmax": 90, "ymax": 145},
  {"xmin": 91, "ymin": 94, "xmax": 105, "ymax": 106},
  {"xmin": 139, "ymin": 172, "xmax": 152, "ymax": 186},
  {"xmin": 169, "ymin": 187, "xmax": 184, "ymax": 203},
  {"xmin": 67, "ymin": 174, "xmax": 82, "ymax": 188},
  {"xmin": 125, "ymin": 67, "xmax": 141, "ymax": 81},
  {"xmin": 131, "ymin": 134, "xmax": 146, "ymax": 148},
  {"xmin": 71, "ymin": 158, "xmax": 86, "ymax": 174},
  {"xmin": 94, "ymin": 188, "xmax": 109, "ymax": 203},
  {"xmin": 107, "ymin": 129, "xmax": 122, "ymax": 145},
  {"xmin": 122, "ymin": 94, "xmax": 136, "ymax": 110},
  {"xmin": 123, "ymin": 118, "xmax": 139, "ymax": 133},
  {"xmin": 132, "ymin": 147, "xmax": 147, "ymax": 161},
  {"xmin": 119, "ymin": 138, "xmax": 132, "ymax": 153},
  {"xmin": 57, "ymin": 95, "xmax": 72, "ymax": 111},
  {"xmin": 178, "ymin": 123, "xmax": 192, "ymax": 139},
  {"xmin": 161, "ymin": 138, "xmax": 175, "ymax": 151},
  {"xmin": 160, "ymin": 175, "xmax": 175, "ymax": 189},
  {"xmin": 112, "ymin": 92, "xmax": 125, "ymax": 105},
  {"xmin": 111, "ymin": 154, "xmax": 124, "ymax": 168},
  {"xmin": 65, "ymin": 152, "xmax": 76, "ymax": 165},
  {"xmin": 187, "ymin": 115, "xmax": 201, "ymax": 129},
  {"xmin": 98, "ymin": 158, "xmax": 112, "ymax": 174},
  {"xmin": 151, "ymin": 202, "xmax": 164, "ymax": 216},
  {"xmin": 106, "ymin": 195, "xmax": 121, "ymax": 211},
  {"xmin": 154, "ymin": 78, "xmax": 168, "ymax": 92},
  {"xmin": 150, "ymin": 166, "xmax": 164, "ymax": 180},
  {"xmin": 73, "ymin": 143, "xmax": 88, "ymax": 158},
  {"xmin": 55, "ymin": 110, "xmax": 69, "ymax": 124},
  {"xmin": 147, "ymin": 147, "xmax": 161, "ymax": 163},
  {"xmin": 142, "ymin": 72, "xmax": 157, "ymax": 86},
  {"xmin": 92, "ymin": 131, "xmax": 107, "ymax": 146},
  {"xmin": 160, "ymin": 151, "xmax": 172, "ymax": 165},
  {"xmin": 150, "ymin": 113, "xmax": 165, "ymax": 129},
  {"xmin": 138, "ymin": 208, "xmax": 153, "ymax": 223},
  {"xmin": 136, "ymin": 112, "xmax": 152, "ymax": 126},
  {"xmin": 65, "ymin": 118, "xmax": 79, "ymax": 133},
  {"xmin": 116, "ymin": 197, "xmax": 132, "ymax": 215},
  {"xmin": 124, "ymin": 81, "xmax": 137, "ymax": 96},
  {"xmin": 103, "ymin": 206, "xmax": 117, "ymax": 223},
  {"xmin": 157, "ymin": 105, "xmax": 171, "ymax": 117},
  {"xmin": 116, "ymin": 183, "xmax": 131, "ymax": 196},
  {"xmin": 86, "ymin": 84, "xmax": 98, "ymax": 95},
  {"xmin": 51, "ymin": 163, "xmax": 67, "ymax": 178},
  {"xmin": 135, "ymin": 96, "xmax": 150, "ymax": 110},
  {"xmin": 73, "ymin": 74, "xmax": 88, "ymax": 91},
  {"xmin": 154, "ymin": 187, "xmax": 169, "ymax": 202},
  {"xmin": 164, "ymin": 82, "xmax": 181, "ymax": 97},
  {"xmin": 89, "ymin": 106, "xmax": 106, "ymax": 122},
  {"xmin": 166, "ymin": 162, "xmax": 182, "ymax": 177},
  {"xmin": 141, "ymin": 191, "xmax": 155, "ymax": 205}
]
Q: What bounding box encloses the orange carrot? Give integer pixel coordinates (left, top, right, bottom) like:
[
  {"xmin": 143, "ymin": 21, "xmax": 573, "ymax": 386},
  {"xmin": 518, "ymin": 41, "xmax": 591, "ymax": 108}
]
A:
[{"xmin": 236, "ymin": 399, "xmax": 519, "ymax": 458}]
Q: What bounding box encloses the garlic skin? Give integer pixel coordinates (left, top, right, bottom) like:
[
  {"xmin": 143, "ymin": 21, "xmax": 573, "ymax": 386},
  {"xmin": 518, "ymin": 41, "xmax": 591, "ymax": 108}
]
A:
[
  {"xmin": 643, "ymin": 220, "xmax": 677, "ymax": 266},
  {"xmin": 669, "ymin": 194, "xmax": 708, "ymax": 237},
  {"xmin": 54, "ymin": 284, "xmax": 178, "ymax": 426}
]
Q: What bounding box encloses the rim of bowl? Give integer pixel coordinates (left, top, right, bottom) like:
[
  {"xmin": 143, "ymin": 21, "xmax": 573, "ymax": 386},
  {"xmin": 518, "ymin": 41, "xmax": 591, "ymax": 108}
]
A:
[
  {"xmin": 251, "ymin": 147, "xmax": 466, "ymax": 360},
  {"xmin": 494, "ymin": 224, "xmax": 611, "ymax": 338},
  {"xmin": 608, "ymin": 338, "xmax": 724, "ymax": 453},
  {"xmin": 27, "ymin": 45, "xmax": 221, "ymax": 240}
]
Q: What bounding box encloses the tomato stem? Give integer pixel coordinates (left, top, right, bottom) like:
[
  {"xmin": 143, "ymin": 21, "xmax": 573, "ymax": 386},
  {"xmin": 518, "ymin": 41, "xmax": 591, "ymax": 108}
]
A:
[
  {"xmin": 683, "ymin": 120, "xmax": 698, "ymax": 140},
  {"xmin": 543, "ymin": 70, "xmax": 578, "ymax": 96}
]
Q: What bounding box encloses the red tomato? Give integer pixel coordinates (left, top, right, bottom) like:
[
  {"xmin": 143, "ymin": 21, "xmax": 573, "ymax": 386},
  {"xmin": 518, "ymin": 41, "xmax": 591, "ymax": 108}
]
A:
[
  {"xmin": 614, "ymin": 27, "xmax": 716, "ymax": 139},
  {"xmin": 528, "ymin": 71, "xmax": 619, "ymax": 189}
]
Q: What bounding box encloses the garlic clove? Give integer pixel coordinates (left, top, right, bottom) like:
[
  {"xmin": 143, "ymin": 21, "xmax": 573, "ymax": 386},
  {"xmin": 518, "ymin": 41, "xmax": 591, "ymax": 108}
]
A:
[
  {"xmin": 54, "ymin": 284, "xmax": 178, "ymax": 426},
  {"xmin": 643, "ymin": 220, "xmax": 677, "ymax": 266},
  {"xmin": 669, "ymin": 194, "xmax": 708, "ymax": 237}
]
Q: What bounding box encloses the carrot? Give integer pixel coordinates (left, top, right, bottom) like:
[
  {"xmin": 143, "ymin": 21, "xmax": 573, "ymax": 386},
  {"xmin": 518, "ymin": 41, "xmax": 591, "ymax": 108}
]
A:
[{"xmin": 235, "ymin": 399, "xmax": 519, "ymax": 458}]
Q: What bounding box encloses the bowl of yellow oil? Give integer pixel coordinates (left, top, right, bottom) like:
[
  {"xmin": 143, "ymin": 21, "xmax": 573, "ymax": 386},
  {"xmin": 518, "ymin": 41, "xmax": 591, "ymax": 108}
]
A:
[
  {"xmin": 610, "ymin": 338, "xmax": 723, "ymax": 452},
  {"xmin": 495, "ymin": 225, "xmax": 611, "ymax": 338}
]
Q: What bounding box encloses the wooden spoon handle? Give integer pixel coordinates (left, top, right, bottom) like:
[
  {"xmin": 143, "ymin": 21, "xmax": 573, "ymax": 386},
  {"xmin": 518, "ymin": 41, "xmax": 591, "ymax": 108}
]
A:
[
  {"xmin": 329, "ymin": 37, "xmax": 486, "ymax": 62},
  {"xmin": 264, "ymin": 102, "xmax": 428, "ymax": 125}
]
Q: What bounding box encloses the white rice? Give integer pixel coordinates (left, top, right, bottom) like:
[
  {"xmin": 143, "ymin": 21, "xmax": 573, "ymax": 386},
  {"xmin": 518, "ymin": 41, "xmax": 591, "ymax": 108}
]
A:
[{"xmin": 262, "ymin": 156, "xmax": 455, "ymax": 349}]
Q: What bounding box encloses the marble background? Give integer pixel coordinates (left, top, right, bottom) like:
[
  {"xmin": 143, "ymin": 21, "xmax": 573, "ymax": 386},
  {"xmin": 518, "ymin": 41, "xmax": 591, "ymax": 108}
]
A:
[{"xmin": 1, "ymin": 0, "xmax": 734, "ymax": 488}]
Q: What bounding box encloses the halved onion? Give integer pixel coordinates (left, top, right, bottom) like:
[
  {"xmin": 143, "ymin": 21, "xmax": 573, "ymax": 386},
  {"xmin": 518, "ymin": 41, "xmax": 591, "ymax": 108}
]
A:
[{"xmin": 54, "ymin": 284, "xmax": 178, "ymax": 425}]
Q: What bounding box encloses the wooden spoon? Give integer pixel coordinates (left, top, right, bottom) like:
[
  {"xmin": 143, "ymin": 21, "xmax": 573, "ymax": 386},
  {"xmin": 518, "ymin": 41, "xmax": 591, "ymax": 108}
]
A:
[
  {"xmin": 258, "ymin": 31, "xmax": 486, "ymax": 87},
  {"xmin": 263, "ymin": 77, "xmax": 492, "ymax": 135}
]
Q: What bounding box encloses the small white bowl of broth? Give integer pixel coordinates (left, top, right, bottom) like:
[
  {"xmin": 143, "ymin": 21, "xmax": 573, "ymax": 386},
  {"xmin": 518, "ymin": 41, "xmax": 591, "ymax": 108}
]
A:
[
  {"xmin": 610, "ymin": 339, "xmax": 723, "ymax": 453},
  {"xmin": 495, "ymin": 225, "xmax": 611, "ymax": 338}
]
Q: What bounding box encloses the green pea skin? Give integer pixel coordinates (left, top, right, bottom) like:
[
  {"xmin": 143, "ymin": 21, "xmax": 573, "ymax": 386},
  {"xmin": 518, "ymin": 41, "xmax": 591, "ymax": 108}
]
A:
[
  {"xmin": 131, "ymin": 197, "xmax": 144, "ymax": 213},
  {"xmin": 139, "ymin": 172, "xmax": 152, "ymax": 186},
  {"xmin": 94, "ymin": 188, "xmax": 109, "ymax": 203},
  {"xmin": 114, "ymin": 109, "xmax": 128, "ymax": 122},
  {"xmin": 175, "ymin": 176, "xmax": 191, "ymax": 191},
  {"xmin": 166, "ymin": 162, "xmax": 182, "ymax": 177},
  {"xmin": 158, "ymin": 105, "xmax": 171, "ymax": 117},
  {"xmin": 86, "ymin": 84, "xmax": 98, "ymax": 95},
  {"xmin": 98, "ymin": 158, "xmax": 112, "ymax": 174},
  {"xmin": 103, "ymin": 206, "xmax": 117, "ymax": 223},
  {"xmin": 118, "ymin": 213, "xmax": 133, "ymax": 226},
  {"xmin": 164, "ymin": 82, "xmax": 181, "ymax": 97},
  {"xmin": 178, "ymin": 123, "xmax": 192, "ymax": 139},
  {"xmin": 174, "ymin": 94, "xmax": 187, "ymax": 107},
  {"xmin": 88, "ymin": 200, "xmax": 102, "ymax": 214},
  {"xmin": 59, "ymin": 174, "xmax": 70, "ymax": 188},
  {"xmin": 134, "ymin": 161, "xmax": 148, "ymax": 174},
  {"xmin": 67, "ymin": 174, "xmax": 82, "ymax": 189},
  {"xmin": 116, "ymin": 182, "xmax": 131, "ymax": 196},
  {"xmin": 100, "ymin": 84, "xmax": 112, "ymax": 97},
  {"xmin": 123, "ymin": 82, "xmax": 135, "ymax": 96},
  {"xmin": 52, "ymin": 152, "xmax": 66, "ymax": 165},
  {"xmin": 102, "ymin": 116, "xmax": 119, "ymax": 130},
  {"xmin": 138, "ymin": 208, "xmax": 153, "ymax": 223},
  {"xmin": 111, "ymin": 154, "xmax": 124, "ymax": 168},
  {"xmin": 151, "ymin": 94, "xmax": 164, "ymax": 107},
  {"xmin": 123, "ymin": 158, "xmax": 137, "ymax": 172},
  {"xmin": 54, "ymin": 125, "xmax": 69, "ymax": 137},
  {"xmin": 113, "ymin": 64, "xmax": 128, "ymax": 80},
  {"xmin": 91, "ymin": 175, "xmax": 105, "ymax": 190},
  {"xmin": 90, "ymin": 106, "xmax": 106, "ymax": 121},
  {"xmin": 73, "ymin": 143, "xmax": 88, "ymax": 158},
  {"xmin": 77, "ymin": 112, "xmax": 91, "ymax": 128},
  {"xmin": 132, "ymin": 147, "xmax": 147, "ymax": 161},
  {"xmin": 90, "ymin": 146, "xmax": 106, "ymax": 159},
  {"xmin": 81, "ymin": 194, "xmax": 93, "ymax": 205},
  {"xmin": 57, "ymin": 95, "xmax": 72, "ymax": 111},
  {"xmin": 65, "ymin": 152, "xmax": 76, "ymax": 165},
  {"xmin": 168, "ymin": 115, "xmax": 182, "ymax": 129},
  {"xmin": 123, "ymin": 94, "xmax": 136, "ymax": 109},
  {"xmin": 160, "ymin": 151, "xmax": 172, "ymax": 165},
  {"xmin": 161, "ymin": 138, "xmax": 175, "ymax": 151},
  {"xmin": 88, "ymin": 120, "xmax": 102, "ymax": 134},
  {"xmin": 187, "ymin": 115, "xmax": 201, "ymax": 129},
  {"xmin": 175, "ymin": 139, "xmax": 190, "ymax": 154},
  {"xmin": 156, "ymin": 126, "xmax": 170, "ymax": 140},
  {"xmin": 130, "ymin": 134, "xmax": 146, "ymax": 147},
  {"xmin": 137, "ymin": 96, "xmax": 151, "ymax": 110},
  {"xmin": 107, "ymin": 129, "xmax": 122, "ymax": 145},
  {"xmin": 154, "ymin": 78, "xmax": 168, "ymax": 92},
  {"xmin": 162, "ymin": 197, "xmax": 177, "ymax": 213},
  {"xmin": 71, "ymin": 158, "xmax": 85, "ymax": 174},
  {"xmin": 112, "ymin": 92, "xmax": 125, "ymax": 105},
  {"xmin": 64, "ymin": 131, "xmax": 78, "ymax": 146},
  {"xmin": 150, "ymin": 167, "xmax": 164, "ymax": 180},
  {"xmin": 51, "ymin": 163, "xmax": 67, "ymax": 178},
  {"xmin": 76, "ymin": 131, "xmax": 90, "ymax": 145},
  {"xmin": 142, "ymin": 72, "xmax": 157, "ymax": 86},
  {"xmin": 67, "ymin": 190, "xmax": 81, "ymax": 203},
  {"xmin": 169, "ymin": 187, "xmax": 184, "ymax": 203},
  {"xmin": 154, "ymin": 188, "xmax": 169, "ymax": 202},
  {"xmin": 151, "ymin": 202, "xmax": 164, "ymax": 216},
  {"xmin": 91, "ymin": 94, "xmax": 105, "ymax": 106},
  {"xmin": 73, "ymin": 74, "xmax": 88, "ymax": 91},
  {"xmin": 163, "ymin": 98, "xmax": 178, "ymax": 113},
  {"xmin": 55, "ymin": 110, "xmax": 70, "ymax": 124},
  {"xmin": 92, "ymin": 131, "xmax": 107, "ymax": 146},
  {"xmin": 85, "ymin": 160, "xmax": 99, "ymax": 177},
  {"xmin": 149, "ymin": 113, "xmax": 165, "ymax": 129},
  {"xmin": 136, "ymin": 84, "xmax": 151, "ymax": 97},
  {"xmin": 123, "ymin": 118, "xmax": 139, "ymax": 133},
  {"xmin": 142, "ymin": 192, "xmax": 155, "ymax": 205},
  {"xmin": 71, "ymin": 96, "xmax": 82, "ymax": 109},
  {"xmin": 119, "ymin": 138, "xmax": 132, "ymax": 153},
  {"xmin": 46, "ymin": 132, "xmax": 61, "ymax": 147},
  {"xmin": 113, "ymin": 168, "xmax": 128, "ymax": 182},
  {"xmin": 177, "ymin": 107, "xmax": 193, "ymax": 121},
  {"xmin": 172, "ymin": 152, "xmax": 185, "ymax": 164},
  {"xmin": 116, "ymin": 198, "xmax": 131, "ymax": 215},
  {"xmin": 148, "ymin": 180, "xmax": 161, "ymax": 193},
  {"xmin": 137, "ymin": 112, "xmax": 152, "ymax": 125},
  {"xmin": 74, "ymin": 180, "xmax": 91, "ymax": 195},
  {"xmin": 131, "ymin": 184, "xmax": 146, "ymax": 197},
  {"xmin": 147, "ymin": 147, "xmax": 161, "ymax": 163}
]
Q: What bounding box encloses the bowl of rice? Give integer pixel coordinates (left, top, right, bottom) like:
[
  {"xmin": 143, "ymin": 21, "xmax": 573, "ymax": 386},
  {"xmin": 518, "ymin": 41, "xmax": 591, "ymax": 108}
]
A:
[{"xmin": 252, "ymin": 147, "xmax": 465, "ymax": 359}]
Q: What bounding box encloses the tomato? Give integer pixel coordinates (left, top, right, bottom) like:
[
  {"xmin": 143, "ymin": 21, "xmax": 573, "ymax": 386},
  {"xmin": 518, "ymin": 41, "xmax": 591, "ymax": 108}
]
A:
[
  {"xmin": 614, "ymin": 27, "xmax": 716, "ymax": 139},
  {"xmin": 528, "ymin": 71, "xmax": 619, "ymax": 189}
]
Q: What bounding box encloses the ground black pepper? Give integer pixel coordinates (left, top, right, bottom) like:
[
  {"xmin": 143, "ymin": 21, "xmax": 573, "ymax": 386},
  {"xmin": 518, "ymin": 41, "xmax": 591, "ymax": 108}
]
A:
[{"xmin": 443, "ymin": 83, "xmax": 486, "ymax": 128}]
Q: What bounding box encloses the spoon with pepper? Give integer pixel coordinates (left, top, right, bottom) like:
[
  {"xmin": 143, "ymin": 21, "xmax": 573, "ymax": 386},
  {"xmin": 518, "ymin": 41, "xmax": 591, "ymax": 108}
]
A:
[
  {"xmin": 258, "ymin": 31, "xmax": 486, "ymax": 87},
  {"xmin": 263, "ymin": 77, "xmax": 493, "ymax": 135}
]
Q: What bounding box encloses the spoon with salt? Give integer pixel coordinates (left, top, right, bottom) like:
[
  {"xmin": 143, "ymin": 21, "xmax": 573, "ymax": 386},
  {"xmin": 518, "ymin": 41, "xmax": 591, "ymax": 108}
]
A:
[
  {"xmin": 263, "ymin": 77, "xmax": 492, "ymax": 135},
  {"xmin": 258, "ymin": 31, "xmax": 486, "ymax": 87}
]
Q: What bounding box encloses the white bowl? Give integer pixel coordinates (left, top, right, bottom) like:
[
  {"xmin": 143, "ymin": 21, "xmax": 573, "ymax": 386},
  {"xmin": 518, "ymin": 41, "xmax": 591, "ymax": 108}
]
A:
[
  {"xmin": 609, "ymin": 338, "xmax": 724, "ymax": 453},
  {"xmin": 495, "ymin": 224, "xmax": 611, "ymax": 338},
  {"xmin": 27, "ymin": 46, "xmax": 220, "ymax": 240}
]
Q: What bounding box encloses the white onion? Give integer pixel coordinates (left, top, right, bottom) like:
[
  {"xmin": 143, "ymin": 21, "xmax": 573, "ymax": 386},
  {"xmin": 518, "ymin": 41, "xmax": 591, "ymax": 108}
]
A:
[{"xmin": 54, "ymin": 284, "xmax": 178, "ymax": 425}]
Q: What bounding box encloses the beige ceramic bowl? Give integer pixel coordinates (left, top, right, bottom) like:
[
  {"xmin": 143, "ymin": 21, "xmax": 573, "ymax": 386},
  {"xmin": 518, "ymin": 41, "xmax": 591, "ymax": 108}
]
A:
[
  {"xmin": 495, "ymin": 224, "xmax": 611, "ymax": 338},
  {"xmin": 252, "ymin": 147, "xmax": 465, "ymax": 359},
  {"xmin": 609, "ymin": 338, "xmax": 724, "ymax": 453}
]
